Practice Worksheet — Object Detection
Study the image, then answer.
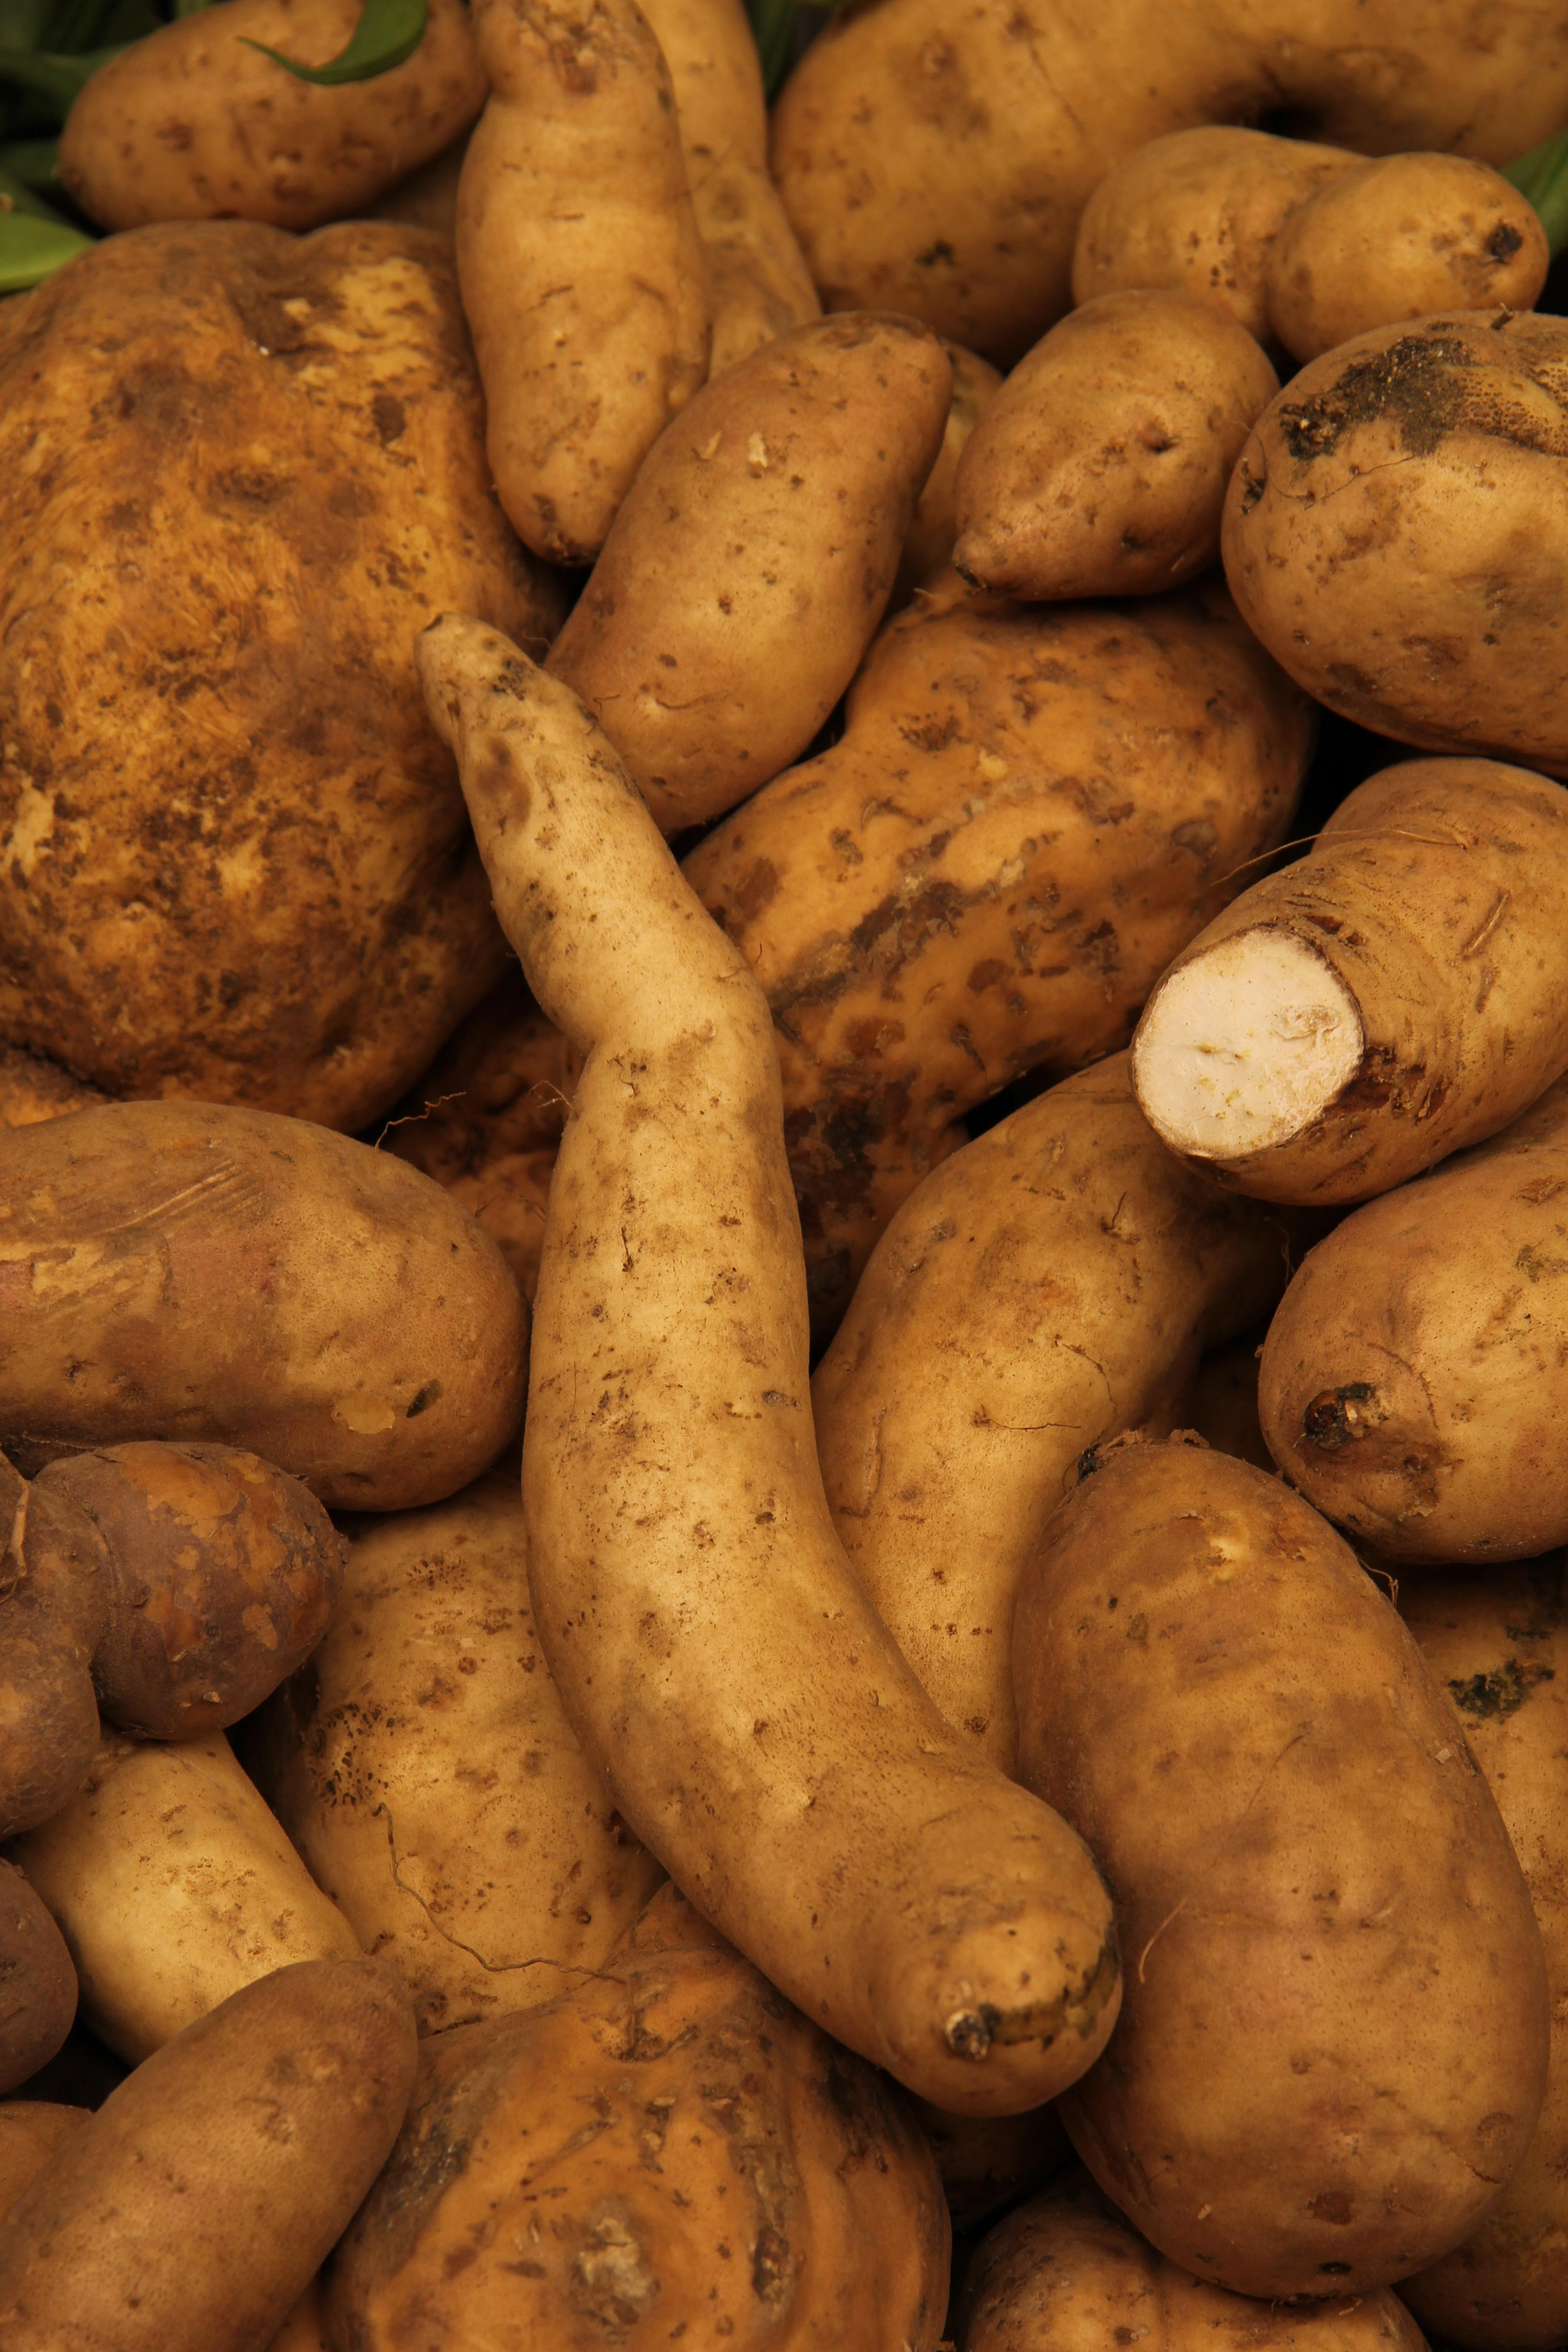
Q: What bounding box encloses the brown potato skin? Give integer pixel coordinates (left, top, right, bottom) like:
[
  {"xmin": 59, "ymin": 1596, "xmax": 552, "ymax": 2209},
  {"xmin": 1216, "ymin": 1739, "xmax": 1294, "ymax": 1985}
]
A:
[
  {"xmin": 0, "ymin": 220, "xmax": 564, "ymax": 1132},
  {"xmin": 549, "ymin": 314, "xmax": 952, "ymax": 832},
  {"xmin": 1014, "ymin": 1439, "xmax": 1549, "ymax": 2298},
  {"xmin": 0, "ymin": 1101, "xmax": 526, "ymax": 1514},
  {"xmin": 0, "ymin": 2106, "xmax": 88, "ymax": 2223},
  {"xmin": 58, "ymin": 0, "xmax": 485, "ymax": 234},
  {"xmin": 636, "ymin": 0, "xmax": 820, "ymax": 374},
  {"xmin": 0, "ymin": 1955, "xmax": 417, "ymax": 2352},
  {"xmin": 1223, "ymin": 312, "xmax": 1568, "ymax": 777},
  {"xmin": 382, "ymin": 972, "xmax": 579, "ymax": 1302},
  {"xmin": 954, "ymin": 291, "xmax": 1279, "ymax": 600},
  {"xmin": 896, "ymin": 342, "xmax": 1004, "ymax": 600},
  {"xmin": 1400, "ymin": 1563, "xmax": 1568, "ymax": 2348},
  {"xmin": 812, "ymin": 1057, "xmax": 1300, "ymax": 1770},
  {"xmin": 35, "ymin": 1444, "xmax": 344, "ymax": 1741},
  {"xmin": 686, "ymin": 579, "xmax": 1313, "ymax": 1332},
  {"xmin": 1134, "ymin": 758, "xmax": 1568, "ymax": 1205},
  {"xmin": 1072, "ymin": 126, "xmax": 1358, "ymax": 340},
  {"xmin": 325, "ymin": 1886, "xmax": 951, "ymax": 2350},
  {"xmin": 0, "ymin": 1457, "xmax": 108, "ymax": 1843},
  {"xmin": 1267, "ymin": 154, "xmax": 1548, "ymax": 363},
  {"xmin": 770, "ymin": 0, "xmax": 1568, "ymax": 363},
  {"xmin": 458, "ymin": 0, "xmax": 712, "ymax": 565},
  {"xmin": 1259, "ymin": 1076, "xmax": 1568, "ymax": 1562},
  {"xmin": 0, "ymin": 1051, "xmax": 108, "ymax": 1132},
  {"xmin": 9, "ymin": 1730, "xmax": 361, "ymax": 2065},
  {"xmin": 0, "ymin": 1870, "xmax": 76, "ymax": 2099},
  {"xmin": 959, "ymin": 2167, "xmax": 1429, "ymax": 2352},
  {"xmin": 249, "ymin": 1469, "xmax": 664, "ymax": 2035}
]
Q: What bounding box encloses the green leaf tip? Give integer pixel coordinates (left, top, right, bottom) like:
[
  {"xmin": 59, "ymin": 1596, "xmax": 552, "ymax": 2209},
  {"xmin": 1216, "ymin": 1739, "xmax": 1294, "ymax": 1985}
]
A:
[{"xmin": 240, "ymin": 0, "xmax": 427, "ymax": 85}]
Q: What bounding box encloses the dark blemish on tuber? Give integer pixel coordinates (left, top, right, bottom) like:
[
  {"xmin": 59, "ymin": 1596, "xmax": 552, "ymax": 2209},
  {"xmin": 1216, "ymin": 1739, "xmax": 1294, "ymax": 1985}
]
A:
[
  {"xmin": 1448, "ymin": 1656, "xmax": 1554, "ymax": 1720},
  {"xmin": 1278, "ymin": 335, "xmax": 1472, "ymax": 461},
  {"xmin": 406, "ymin": 1380, "xmax": 443, "ymax": 1419},
  {"xmin": 1302, "ymin": 1383, "xmax": 1376, "ymax": 1449},
  {"xmin": 1486, "ymin": 221, "xmax": 1524, "ymax": 263}
]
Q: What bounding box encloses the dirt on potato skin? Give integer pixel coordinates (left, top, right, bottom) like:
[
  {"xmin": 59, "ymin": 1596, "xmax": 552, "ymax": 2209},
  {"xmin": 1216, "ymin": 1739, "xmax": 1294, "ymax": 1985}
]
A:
[{"xmin": 0, "ymin": 219, "xmax": 565, "ymax": 1132}]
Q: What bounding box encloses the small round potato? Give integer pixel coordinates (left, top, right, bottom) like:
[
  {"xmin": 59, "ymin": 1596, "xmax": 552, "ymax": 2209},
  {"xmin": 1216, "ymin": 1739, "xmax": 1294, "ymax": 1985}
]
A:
[
  {"xmin": 953, "ymin": 289, "xmax": 1279, "ymax": 598},
  {"xmin": 1267, "ymin": 153, "xmax": 1548, "ymax": 363}
]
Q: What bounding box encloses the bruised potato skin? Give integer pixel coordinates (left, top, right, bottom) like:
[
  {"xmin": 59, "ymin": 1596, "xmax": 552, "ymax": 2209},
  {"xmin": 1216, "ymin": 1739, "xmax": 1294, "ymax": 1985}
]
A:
[
  {"xmin": 0, "ymin": 1957, "xmax": 417, "ymax": 2352},
  {"xmin": 249, "ymin": 1470, "xmax": 664, "ymax": 2035},
  {"xmin": 959, "ymin": 2169, "xmax": 1428, "ymax": 2352},
  {"xmin": 636, "ymin": 0, "xmax": 820, "ymax": 374},
  {"xmin": 549, "ymin": 314, "xmax": 952, "ymax": 833},
  {"xmin": 0, "ymin": 220, "xmax": 564, "ymax": 1132},
  {"xmin": 0, "ymin": 1101, "xmax": 527, "ymax": 1514},
  {"xmin": 686, "ymin": 580, "xmax": 1313, "ymax": 1332},
  {"xmin": 1014, "ymin": 1440, "xmax": 1550, "ymax": 2298},
  {"xmin": 1267, "ymin": 154, "xmax": 1548, "ymax": 364},
  {"xmin": 458, "ymin": 0, "xmax": 712, "ymax": 566},
  {"xmin": 1223, "ymin": 312, "xmax": 1568, "ymax": 778},
  {"xmin": 1259, "ymin": 1076, "xmax": 1568, "ymax": 1563},
  {"xmin": 59, "ymin": 0, "xmax": 485, "ymax": 233},
  {"xmin": 953, "ymin": 289, "xmax": 1279, "ymax": 600},
  {"xmin": 1400, "ymin": 1563, "xmax": 1568, "ymax": 2348},
  {"xmin": 326, "ymin": 1886, "xmax": 951, "ymax": 2352},
  {"xmin": 0, "ymin": 1867, "xmax": 77, "ymax": 2098},
  {"xmin": 1132, "ymin": 758, "xmax": 1568, "ymax": 1205},
  {"xmin": 7, "ymin": 1730, "xmax": 361, "ymax": 2065},
  {"xmin": 812, "ymin": 1058, "xmax": 1298, "ymax": 1772},
  {"xmin": 34, "ymin": 1443, "xmax": 345, "ymax": 1742},
  {"xmin": 770, "ymin": 0, "xmax": 1568, "ymax": 363},
  {"xmin": 1071, "ymin": 127, "xmax": 1358, "ymax": 342}
]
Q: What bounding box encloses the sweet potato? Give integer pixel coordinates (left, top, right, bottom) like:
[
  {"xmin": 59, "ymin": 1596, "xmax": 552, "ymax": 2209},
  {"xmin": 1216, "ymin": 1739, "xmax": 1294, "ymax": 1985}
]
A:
[
  {"xmin": 249, "ymin": 1468, "xmax": 663, "ymax": 2034},
  {"xmin": 325, "ymin": 1885, "xmax": 950, "ymax": 2350},
  {"xmin": 0, "ymin": 1869, "xmax": 76, "ymax": 2099},
  {"xmin": 457, "ymin": 0, "xmax": 711, "ymax": 564},
  {"xmin": 1132, "ymin": 758, "xmax": 1568, "ymax": 1205},
  {"xmin": 58, "ymin": 0, "xmax": 485, "ymax": 234},
  {"xmin": 1072, "ymin": 126, "xmax": 1359, "ymax": 341},
  {"xmin": 953, "ymin": 291, "xmax": 1279, "ymax": 600},
  {"xmin": 685, "ymin": 578, "xmax": 1313, "ymax": 1330},
  {"xmin": 0, "ymin": 1956, "xmax": 416, "ymax": 2352},
  {"xmin": 769, "ymin": 0, "xmax": 1568, "ymax": 361},
  {"xmin": 7, "ymin": 1730, "xmax": 360, "ymax": 2063},
  {"xmin": 1267, "ymin": 154, "xmax": 1548, "ymax": 363},
  {"xmin": 418, "ymin": 612, "xmax": 1121, "ymax": 2115},
  {"xmin": 1223, "ymin": 313, "xmax": 1568, "ymax": 776},
  {"xmin": 382, "ymin": 972, "xmax": 580, "ymax": 1301},
  {"xmin": 548, "ymin": 314, "xmax": 952, "ymax": 832},
  {"xmin": 1013, "ymin": 1437, "xmax": 1549, "ymax": 2298},
  {"xmin": 0, "ymin": 1100, "xmax": 526, "ymax": 1513},
  {"xmin": 959, "ymin": 2168, "xmax": 1428, "ymax": 2352},
  {"xmin": 0, "ymin": 219, "xmax": 564, "ymax": 1130},
  {"xmin": 812, "ymin": 1056, "xmax": 1299, "ymax": 1771},
  {"xmin": 1400, "ymin": 1562, "xmax": 1568, "ymax": 2347},
  {"xmin": 35, "ymin": 1444, "xmax": 343, "ymax": 1742},
  {"xmin": 1257, "ymin": 1075, "xmax": 1568, "ymax": 1561},
  {"xmin": 637, "ymin": 0, "xmax": 819, "ymax": 373}
]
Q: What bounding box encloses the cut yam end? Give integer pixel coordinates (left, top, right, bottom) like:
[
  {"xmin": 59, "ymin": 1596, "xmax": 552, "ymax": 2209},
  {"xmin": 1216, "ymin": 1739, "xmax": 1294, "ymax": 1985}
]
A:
[{"xmin": 1131, "ymin": 927, "xmax": 1363, "ymax": 1161}]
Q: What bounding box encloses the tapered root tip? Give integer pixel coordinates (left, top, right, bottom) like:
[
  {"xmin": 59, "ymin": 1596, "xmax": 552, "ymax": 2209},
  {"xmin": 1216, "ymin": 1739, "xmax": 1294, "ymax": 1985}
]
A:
[{"xmin": 1132, "ymin": 927, "xmax": 1363, "ymax": 1162}]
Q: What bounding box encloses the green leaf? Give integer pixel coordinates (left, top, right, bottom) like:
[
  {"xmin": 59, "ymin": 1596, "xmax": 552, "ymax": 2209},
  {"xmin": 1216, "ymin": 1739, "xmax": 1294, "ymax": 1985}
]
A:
[
  {"xmin": 0, "ymin": 42, "xmax": 123, "ymax": 118},
  {"xmin": 1505, "ymin": 128, "xmax": 1568, "ymax": 258},
  {"xmin": 241, "ymin": 0, "xmax": 426, "ymax": 84},
  {"xmin": 0, "ymin": 199, "xmax": 88, "ymax": 289},
  {"xmin": 745, "ymin": 0, "xmax": 799, "ymax": 97},
  {"xmin": 0, "ymin": 156, "xmax": 64, "ymax": 213},
  {"xmin": 0, "ymin": 135, "xmax": 60, "ymax": 189}
]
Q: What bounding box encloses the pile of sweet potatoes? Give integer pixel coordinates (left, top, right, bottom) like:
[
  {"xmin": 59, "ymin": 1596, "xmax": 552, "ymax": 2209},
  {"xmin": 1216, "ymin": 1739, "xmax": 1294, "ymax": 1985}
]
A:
[{"xmin": 3, "ymin": 2, "xmax": 1568, "ymax": 2345}]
